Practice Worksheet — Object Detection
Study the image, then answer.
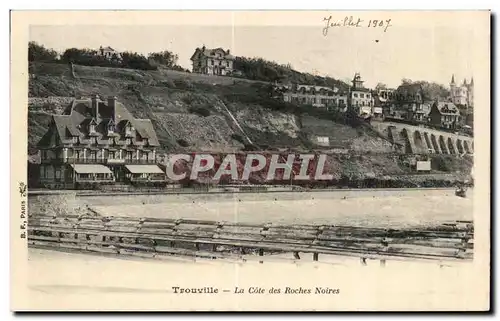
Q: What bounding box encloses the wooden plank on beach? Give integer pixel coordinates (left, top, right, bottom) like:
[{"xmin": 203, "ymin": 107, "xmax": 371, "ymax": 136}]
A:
[{"xmin": 28, "ymin": 214, "xmax": 474, "ymax": 263}]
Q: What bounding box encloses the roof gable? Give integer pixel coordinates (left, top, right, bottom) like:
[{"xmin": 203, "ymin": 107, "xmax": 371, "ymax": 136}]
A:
[{"xmin": 40, "ymin": 96, "xmax": 161, "ymax": 148}]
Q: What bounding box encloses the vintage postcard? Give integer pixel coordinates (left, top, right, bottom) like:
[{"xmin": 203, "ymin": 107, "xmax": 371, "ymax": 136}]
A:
[{"xmin": 11, "ymin": 10, "xmax": 490, "ymax": 311}]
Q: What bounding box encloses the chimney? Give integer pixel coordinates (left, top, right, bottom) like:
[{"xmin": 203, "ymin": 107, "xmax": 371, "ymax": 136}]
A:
[
  {"xmin": 91, "ymin": 94, "xmax": 99, "ymax": 119},
  {"xmin": 107, "ymin": 96, "xmax": 117, "ymax": 121},
  {"xmin": 227, "ymin": 49, "xmax": 230, "ymax": 55}
]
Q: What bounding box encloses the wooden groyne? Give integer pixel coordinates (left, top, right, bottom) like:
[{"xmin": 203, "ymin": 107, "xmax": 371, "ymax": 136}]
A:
[{"xmin": 27, "ymin": 214, "xmax": 474, "ymax": 264}]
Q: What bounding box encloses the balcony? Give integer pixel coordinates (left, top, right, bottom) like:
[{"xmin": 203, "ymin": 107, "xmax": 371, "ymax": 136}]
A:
[
  {"xmin": 106, "ymin": 158, "xmax": 126, "ymax": 165},
  {"xmin": 130, "ymin": 175, "xmax": 165, "ymax": 182},
  {"xmin": 41, "ymin": 158, "xmax": 158, "ymax": 165},
  {"xmin": 125, "ymin": 159, "xmax": 158, "ymax": 164},
  {"xmin": 75, "ymin": 176, "xmax": 115, "ymax": 182}
]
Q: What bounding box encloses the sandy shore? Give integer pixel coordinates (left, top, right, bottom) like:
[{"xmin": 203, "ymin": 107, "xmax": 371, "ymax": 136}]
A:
[{"xmin": 28, "ymin": 188, "xmax": 473, "ymax": 228}]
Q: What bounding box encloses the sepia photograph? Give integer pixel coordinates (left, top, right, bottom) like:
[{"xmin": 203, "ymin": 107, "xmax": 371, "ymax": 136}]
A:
[{"xmin": 10, "ymin": 10, "xmax": 490, "ymax": 311}]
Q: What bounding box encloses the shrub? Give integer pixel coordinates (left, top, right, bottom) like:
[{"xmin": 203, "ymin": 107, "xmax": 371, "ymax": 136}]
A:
[
  {"xmin": 188, "ymin": 106, "xmax": 211, "ymax": 117},
  {"xmin": 177, "ymin": 139, "xmax": 190, "ymax": 147},
  {"xmin": 174, "ymin": 79, "xmax": 194, "ymax": 90}
]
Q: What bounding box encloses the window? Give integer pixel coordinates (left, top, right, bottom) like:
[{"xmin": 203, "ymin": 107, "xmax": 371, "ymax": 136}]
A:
[
  {"xmin": 367, "ymin": 94, "xmax": 370, "ymax": 98},
  {"xmin": 125, "ymin": 124, "xmax": 132, "ymax": 136},
  {"xmin": 360, "ymin": 93, "xmax": 365, "ymax": 98},
  {"xmin": 108, "ymin": 124, "xmax": 115, "ymax": 134},
  {"xmin": 126, "ymin": 138, "xmax": 132, "ymax": 145},
  {"xmin": 211, "ymin": 60, "xmax": 214, "ymax": 66},
  {"xmin": 353, "ymin": 93, "xmax": 358, "ymax": 98},
  {"xmin": 89, "ymin": 124, "xmax": 96, "ymax": 133},
  {"xmin": 226, "ymin": 61, "xmax": 229, "ymax": 67}
]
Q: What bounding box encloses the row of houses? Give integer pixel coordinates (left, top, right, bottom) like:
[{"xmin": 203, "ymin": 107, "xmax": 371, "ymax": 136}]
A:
[
  {"xmin": 273, "ymin": 73, "xmax": 471, "ymax": 131},
  {"xmin": 274, "ymin": 73, "xmax": 376, "ymax": 116}
]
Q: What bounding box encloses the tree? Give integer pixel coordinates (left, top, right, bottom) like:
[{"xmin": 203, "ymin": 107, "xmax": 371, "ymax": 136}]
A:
[
  {"xmin": 375, "ymin": 82, "xmax": 387, "ymax": 91},
  {"xmin": 61, "ymin": 48, "xmax": 94, "ymax": 63},
  {"xmin": 414, "ymin": 81, "xmax": 450, "ymax": 101},
  {"xmin": 401, "ymin": 78, "xmax": 413, "ymax": 85},
  {"xmin": 28, "ymin": 42, "xmax": 59, "ymax": 62},
  {"xmin": 121, "ymin": 51, "xmax": 157, "ymax": 70},
  {"xmin": 147, "ymin": 50, "xmax": 179, "ymax": 68}
]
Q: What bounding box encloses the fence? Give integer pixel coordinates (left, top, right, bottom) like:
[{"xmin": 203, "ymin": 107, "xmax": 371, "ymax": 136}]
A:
[{"xmin": 28, "ymin": 214, "xmax": 473, "ymax": 264}]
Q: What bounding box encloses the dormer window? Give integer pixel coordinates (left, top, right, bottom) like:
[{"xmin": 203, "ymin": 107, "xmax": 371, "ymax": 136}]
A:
[
  {"xmin": 108, "ymin": 124, "xmax": 115, "ymax": 135},
  {"xmin": 89, "ymin": 118, "xmax": 97, "ymax": 134},
  {"xmin": 125, "ymin": 122, "xmax": 134, "ymax": 137}
]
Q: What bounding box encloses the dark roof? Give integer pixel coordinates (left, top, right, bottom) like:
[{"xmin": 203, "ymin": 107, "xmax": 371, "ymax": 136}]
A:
[
  {"xmin": 190, "ymin": 47, "xmax": 234, "ymax": 61},
  {"xmin": 434, "ymin": 101, "xmax": 459, "ymax": 115},
  {"xmin": 100, "ymin": 46, "xmax": 117, "ymax": 52},
  {"xmin": 37, "ymin": 97, "xmax": 160, "ymax": 148}
]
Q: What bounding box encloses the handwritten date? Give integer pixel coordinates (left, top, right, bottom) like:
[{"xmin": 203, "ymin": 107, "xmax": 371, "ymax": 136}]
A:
[{"xmin": 323, "ymin": 16, "xmax": 392, "ymax": 36}]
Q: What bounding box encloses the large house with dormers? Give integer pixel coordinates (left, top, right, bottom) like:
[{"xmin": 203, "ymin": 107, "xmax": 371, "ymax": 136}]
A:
[
  {"xmin": 190, "ymin": 46, "xmax": 235, "ymax": 76},
  {"xmin": 36, "ymin": 95, "xmax": 165, "ymax": 188}
]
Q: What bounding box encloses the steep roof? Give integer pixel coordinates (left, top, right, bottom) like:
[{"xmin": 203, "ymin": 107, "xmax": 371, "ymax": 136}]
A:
[
  {"xmin": 433, "ymin": 101, "xmax": 459, "ymax": 115},
  {"xmin": 190, "ymin": 47, "xmax": 235, "ymax": 61},
  {"xmin": 37, "ymin": 97, "xmax": 160, "ymax": 148},
  {"xmin": 100, "ymin": 46, "xmax": 117, "ymax": 52}
]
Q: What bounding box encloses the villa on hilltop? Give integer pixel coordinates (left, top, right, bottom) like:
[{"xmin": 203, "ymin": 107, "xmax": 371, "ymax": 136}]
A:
[
  {"xmin": 36, "ymin": 95, "xmax": 164, "ymax": 189},
  {"xmin": 190, "ymin": 45, "xmax": 235, "ymax": 76},
  {"xmin": 98, "ymin": 46, "xmax": 123, "ymax": 62}
]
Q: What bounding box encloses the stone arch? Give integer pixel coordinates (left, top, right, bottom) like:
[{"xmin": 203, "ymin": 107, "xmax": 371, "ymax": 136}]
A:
[
  {"xmin": 430, "ymin": 134, "xmax": 440, "ymax": 153},
  {"xmin": 401, "ymin": 129, "xmax": 413, "ymax": 154},
  {"xmin": 423, "ymin": 132, "xmax": 433, "ymax": 152},
  {"xmin": 439, "ymin": 136, "xmax": 448, "ymax": 154},
  {"xmin": 463, "ymin": 141, "xmax": 471, "ymax": 154},
  {"xmin": 447, "ymin": 137, "xmax": 456, "ymax": 154},
  {"xmin": 413, "ymin": 131, "xmax": 425, "ymax": 153},
  {"xmin": 456, "ymin": 140, "xmax": 464, "ymax": 154}
]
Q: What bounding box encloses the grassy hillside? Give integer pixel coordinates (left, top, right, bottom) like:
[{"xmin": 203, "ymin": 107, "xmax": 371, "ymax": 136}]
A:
[
  {"xmin": 28, "ymin": 62, "xmax": 391, "ymax": 154},
  {"xmin": 27, "ymin": 62, "xmax": 473, "ymax": 182}
]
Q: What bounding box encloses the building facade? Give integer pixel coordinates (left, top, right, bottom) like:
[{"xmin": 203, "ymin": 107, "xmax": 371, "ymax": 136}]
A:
[
  {"xmin": 428, "ymin": 101, "xmax": 461, "ymax": 129},
  {"xmin": 277, "ymin": 84, "xmax": 348, "ymax": 110},
  {"xmin": 190, "ymin": 46, "xmax": 235, "ymax": 76},
  {"xmin": 407, "ymin": 101, "xmax": 432, "ymax": 122},
  {"xmin": 348, "ymin": 73, "xmax": 374, "ymax": 115},
  {"xmin": 449, "ymin": 75, "xmax": 474, "ymax": 108},
  {"xmin": 98, "ymin": 46, "xmax": 123, "ymax": 62},
  {"xmin": 36, "ymin": 95, "xmax": 165, "ymax": 189}
]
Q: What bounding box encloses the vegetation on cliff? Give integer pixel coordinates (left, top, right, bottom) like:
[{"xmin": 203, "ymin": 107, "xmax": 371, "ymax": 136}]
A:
[{"xmin": 233, "ymin": 57, "xmax": 350, "ymax": 89}]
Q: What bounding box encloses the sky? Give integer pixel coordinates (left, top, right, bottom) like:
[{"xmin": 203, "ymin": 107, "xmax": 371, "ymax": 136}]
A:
[{"xmin": 28, "ymin": 11, "xmax": 486, "ymax": 89}]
